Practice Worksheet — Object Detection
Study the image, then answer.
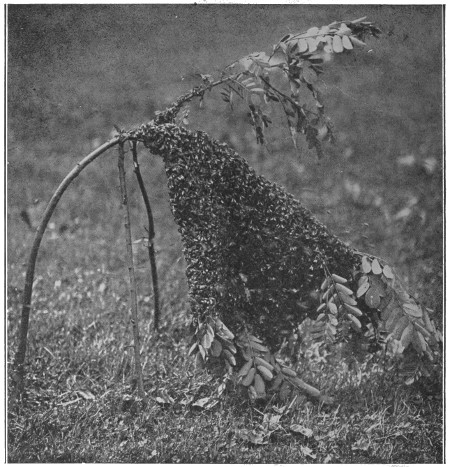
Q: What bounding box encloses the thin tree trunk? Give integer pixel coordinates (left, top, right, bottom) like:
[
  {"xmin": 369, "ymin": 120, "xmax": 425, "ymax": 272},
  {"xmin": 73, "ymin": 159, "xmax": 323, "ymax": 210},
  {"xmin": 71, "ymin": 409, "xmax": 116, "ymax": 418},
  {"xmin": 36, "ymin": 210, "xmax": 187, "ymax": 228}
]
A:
[
  {"xmin": 131, "ymin": 142, "xmax": 160, "ymax": 331},
  {"xmin": 117, "ymin": 141, "xmax": 147, "ymax": 403},
  {"xmin": 14, "ymin": 137, "xmax": 120, "ymax": 398}
]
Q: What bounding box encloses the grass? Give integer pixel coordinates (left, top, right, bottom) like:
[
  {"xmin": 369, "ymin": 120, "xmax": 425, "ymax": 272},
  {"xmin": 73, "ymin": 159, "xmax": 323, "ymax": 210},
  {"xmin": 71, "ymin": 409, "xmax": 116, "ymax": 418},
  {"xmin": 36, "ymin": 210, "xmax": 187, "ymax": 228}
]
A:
[
  {"xmin": 7, "ymin": 304, "xmax": 443, "ymax": 463},
  {"xmin": 7, "ymin": 4, "xmax": 443, "ymax": 463}
]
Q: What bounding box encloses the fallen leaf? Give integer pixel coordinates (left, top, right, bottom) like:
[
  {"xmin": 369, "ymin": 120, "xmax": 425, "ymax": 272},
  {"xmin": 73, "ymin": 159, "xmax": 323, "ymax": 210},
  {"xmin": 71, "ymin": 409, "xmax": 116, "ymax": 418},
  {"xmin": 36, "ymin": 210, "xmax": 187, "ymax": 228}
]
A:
[
  {"xmin": 352, "ymin": 438, "xmax": 371, "ymax": 451},
  {"xmin": 192, "ymin": 397, "xmax": 211, "ymax": 408},
  {"xmin": 300, "ymin": 445, "xmax": 317, "ymax": 459},
  {"xmin": 290, "ymin": 424, "xmax": 313, "ymax": 438},
  {"xmin": 156, "ymin": 391, "xmax": 175, "ymax": 405},
  {"xmin": 237, "ymin": 429, "xmax": 268, "ymax": 445},
  {"xmin": 263, "ymin": 413, "xmax": 282, "ymax": 431}
]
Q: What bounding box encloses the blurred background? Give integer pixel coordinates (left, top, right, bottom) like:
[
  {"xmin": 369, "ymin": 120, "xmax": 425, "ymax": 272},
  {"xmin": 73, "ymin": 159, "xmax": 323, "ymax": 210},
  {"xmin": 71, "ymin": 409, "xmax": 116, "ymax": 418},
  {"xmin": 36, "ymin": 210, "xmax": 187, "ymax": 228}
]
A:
[{"xmin": 7, "ymin": 5, "xmax": 443, "ymax": 323}]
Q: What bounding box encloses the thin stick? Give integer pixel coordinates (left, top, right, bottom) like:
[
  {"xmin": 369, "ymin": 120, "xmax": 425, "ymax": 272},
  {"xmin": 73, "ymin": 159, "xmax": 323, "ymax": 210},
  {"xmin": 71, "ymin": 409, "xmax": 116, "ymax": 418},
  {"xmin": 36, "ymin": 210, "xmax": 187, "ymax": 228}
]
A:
[
  {"xmin": 117, "ymin": 140, "xmax": 147, "ymax": 403},
  {"xmin": 131, "ymin": 142, "xmax": 160, "ymax": 331},
  {"xmin": 154, "ymin": 74, "xmax": 238, "ymax": 125},
  {"xmin": 14, "ymin": 137, "xmax": 120, "ymax": 397}
]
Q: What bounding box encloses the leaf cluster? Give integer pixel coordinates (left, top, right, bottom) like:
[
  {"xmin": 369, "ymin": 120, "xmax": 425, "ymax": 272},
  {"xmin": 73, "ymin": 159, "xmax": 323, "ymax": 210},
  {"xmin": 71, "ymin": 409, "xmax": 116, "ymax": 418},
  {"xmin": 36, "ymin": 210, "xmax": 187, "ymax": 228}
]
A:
[
  {"xmin": 186, "ymin": 249, "xmax": 441, "ymax": 405},
  {"xmin": 189, "ymin": 317, "xmax": 325, "ymax": 408},
  {"xmin": 309, "ymin": 255, "xmax": 442, "ymax": 386},
  {"xmin": 215, "ymin": 17, "xmax": 380, "ymax": 157}
]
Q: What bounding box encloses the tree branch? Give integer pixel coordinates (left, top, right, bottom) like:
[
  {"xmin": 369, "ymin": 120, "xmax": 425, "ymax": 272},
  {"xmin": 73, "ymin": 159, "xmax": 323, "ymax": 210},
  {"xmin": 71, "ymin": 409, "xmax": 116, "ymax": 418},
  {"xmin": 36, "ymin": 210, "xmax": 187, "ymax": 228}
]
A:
[{"xmin": 131, "ymin": 141, "xmax": 160, "ymax": 331}]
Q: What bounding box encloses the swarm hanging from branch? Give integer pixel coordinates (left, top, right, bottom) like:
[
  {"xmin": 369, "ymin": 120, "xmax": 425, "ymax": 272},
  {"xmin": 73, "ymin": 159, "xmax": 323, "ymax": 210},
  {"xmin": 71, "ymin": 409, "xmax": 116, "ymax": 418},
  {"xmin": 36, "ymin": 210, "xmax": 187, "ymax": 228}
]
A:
[
  {"xmin": 13, "ymin": 16, "xmax": 441, "ymax": 405},
  {"xmin": 127, "ymin": 121, "xmax": 441, "ymax": 403}
]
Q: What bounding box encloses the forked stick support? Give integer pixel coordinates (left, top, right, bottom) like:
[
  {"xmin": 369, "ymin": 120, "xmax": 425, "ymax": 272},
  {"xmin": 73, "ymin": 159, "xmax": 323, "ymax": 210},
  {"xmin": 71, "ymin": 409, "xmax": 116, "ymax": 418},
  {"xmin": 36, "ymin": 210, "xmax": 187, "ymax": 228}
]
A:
[{"xmin": 14, "ymin": 137, "xmax": 120, "ymax": 396}]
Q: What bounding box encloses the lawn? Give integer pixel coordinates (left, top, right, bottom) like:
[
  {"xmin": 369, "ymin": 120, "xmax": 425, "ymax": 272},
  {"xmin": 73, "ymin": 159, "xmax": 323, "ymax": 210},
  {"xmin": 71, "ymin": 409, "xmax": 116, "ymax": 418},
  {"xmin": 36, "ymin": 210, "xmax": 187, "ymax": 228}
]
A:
[{"xmin": 7, "ymin": 5, "xmax": 443, "ymax": 463}]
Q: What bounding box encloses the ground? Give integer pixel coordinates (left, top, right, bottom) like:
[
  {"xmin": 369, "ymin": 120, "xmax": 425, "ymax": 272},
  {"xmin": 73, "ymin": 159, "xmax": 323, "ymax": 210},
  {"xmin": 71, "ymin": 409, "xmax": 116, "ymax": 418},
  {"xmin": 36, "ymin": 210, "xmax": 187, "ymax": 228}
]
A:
[{"xmin": 7, "ymin": 5, "xmax": 443, "ymax": 463}]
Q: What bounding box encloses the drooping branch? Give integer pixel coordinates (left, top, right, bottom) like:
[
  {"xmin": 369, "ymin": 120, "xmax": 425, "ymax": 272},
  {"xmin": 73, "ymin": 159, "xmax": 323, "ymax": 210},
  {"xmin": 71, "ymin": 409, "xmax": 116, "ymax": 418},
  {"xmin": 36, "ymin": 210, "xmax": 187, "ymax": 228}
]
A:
[
  {"xmin": 153, "ymin": 17, "xmax": 380, "ymax": 156},
  {"xmin": 117, "ymin": 140, "xmax": 147, "ymax": 403},
  {"xmin": 131, "ymin": 141, "xmax": 160, "ymax": 331},
  {"xmin": 14, "ymin": 137, "xmax": 120, "ymax": 397},
  {"xmin": 133, "ymin": 17, "xmax": 381, "ymax": 155}
]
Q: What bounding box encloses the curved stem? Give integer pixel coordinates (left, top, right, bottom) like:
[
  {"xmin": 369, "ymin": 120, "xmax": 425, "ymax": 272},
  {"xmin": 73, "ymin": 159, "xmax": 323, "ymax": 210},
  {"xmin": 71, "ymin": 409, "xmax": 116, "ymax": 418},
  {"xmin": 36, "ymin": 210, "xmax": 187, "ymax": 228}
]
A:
[
  {"xmin": 13, "ymin": 137, "xmax": 120, "ymax": 397},
  {"xmin": 131, "ymin": 142, "xmax": 160, "ymax": 331}
]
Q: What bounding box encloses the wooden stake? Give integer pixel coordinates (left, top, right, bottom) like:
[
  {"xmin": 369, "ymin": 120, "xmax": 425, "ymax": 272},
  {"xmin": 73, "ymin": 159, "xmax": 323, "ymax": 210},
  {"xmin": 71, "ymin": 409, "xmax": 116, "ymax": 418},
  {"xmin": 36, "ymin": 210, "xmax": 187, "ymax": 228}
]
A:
[{"xmin": 117, "ymin": 140, "xmax": 147, "ymax": 403}]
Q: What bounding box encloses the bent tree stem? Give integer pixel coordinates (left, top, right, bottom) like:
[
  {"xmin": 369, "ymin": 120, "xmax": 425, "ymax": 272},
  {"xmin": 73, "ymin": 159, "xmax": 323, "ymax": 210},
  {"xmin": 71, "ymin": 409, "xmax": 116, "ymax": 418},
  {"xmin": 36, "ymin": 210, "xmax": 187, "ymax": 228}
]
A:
[
  {"xmin": 131, "ymin": 142, "xmax": 160, "ymax": 331},
  {"xmin": 117, "ymin": 140, "xmax": 147, "ymax": 403},
  {"xmin": 14, "ymin": 137, "xmax": 120, "ymax": 397}
]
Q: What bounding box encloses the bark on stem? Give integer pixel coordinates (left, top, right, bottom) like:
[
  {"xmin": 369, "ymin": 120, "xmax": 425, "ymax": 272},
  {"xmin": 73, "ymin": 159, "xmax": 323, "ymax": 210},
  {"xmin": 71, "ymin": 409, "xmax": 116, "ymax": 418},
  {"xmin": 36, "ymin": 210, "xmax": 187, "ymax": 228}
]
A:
[
  {"xmin": 14, "ymin": 137, "xmax": 120, "ymax": 398},
  {"xmin": 131, "ymin": 142, "xmax": 160, "ymax": 331},
  {"xmin": 117, "ymin": 141, "xmax": 147, "ymax": 403}
]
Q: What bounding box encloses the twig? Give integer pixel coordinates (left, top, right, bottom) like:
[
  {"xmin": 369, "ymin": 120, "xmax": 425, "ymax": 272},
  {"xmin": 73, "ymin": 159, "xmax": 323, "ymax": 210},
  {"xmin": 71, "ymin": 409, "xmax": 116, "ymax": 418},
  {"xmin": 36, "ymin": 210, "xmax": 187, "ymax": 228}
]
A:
[
  {"xmin": 14, "ymin": 137, "xmax": 120, "ymax": 399},
  {"xmin": 154, "ymin": 74, "xmax": 239, "ymax": 124},
  {"xmin": 258, "ymin": 75, "xmax": 312, "ymax": 119},
  {"xmin": 117, "ymin": 140, "xmax": 147, "ymax": 404},
  {"xmin": 131, "ymin": 142, "xmax": 160, "ymax": 331}
]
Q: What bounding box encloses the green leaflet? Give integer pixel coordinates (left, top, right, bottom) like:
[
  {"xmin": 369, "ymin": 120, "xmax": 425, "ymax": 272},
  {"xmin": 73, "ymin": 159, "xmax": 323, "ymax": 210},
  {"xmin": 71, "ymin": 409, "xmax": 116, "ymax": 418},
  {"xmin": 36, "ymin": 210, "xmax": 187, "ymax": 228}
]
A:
[
  {"xmin": 400, "ymin": 323, "xmax": 414, "ymax": 350},
  {"xmin": 358, "ymin": 274, "xmax": 369, "ymax": 287},
  {"xmin": 361, "ymin": 256, "xmax": 372, "ymax": 273},
  {"xmin": 268, "ymin": 49, "xmax": 286, "ymax": 67},
  {"xmin": 371, "ymin": 259, "xmax": 383, "ymax": 275},
  {"xmin": 238, "ymin": 359, "xmax": 253, "ymax": 378},
  {"xmin": 382, "ymin": 265, "xmax": 394, "ymax": 279},
  {"xmin": 242, "ymin": 367, "xmax": 256, "ymax": 387},
  {"xmin": 342, "ymin": 35, "xmax": 353, "ymax": 50},
  {"xmin": 403, "ymin": 301, "xmax": 423, "ymax": 318},
  {"xmin": 384, "ymin": 306, "xmax": 404, "ymax": 333},
  {"xmin": 356, "ymin": 281, "xmax": 370, "ymax": 297},
  {"xmin": 365, "ymin": 286, "xmax": 380, "ymax": 308},
  {"xmin": 335, "ymin": 282, "xmax": 353, "ymax": 296},
  {"xmin": 297, "ymin": 38, "xmax": 308, "ymax": 53},
  {"xmin": 369, "ymin": 275, "xmax": 387, "ymax": 296},
  {"xmin": 380, "ymin": 293, "xmax": 397, "ymax": 321},
  {"xmin": 332, "ymin": 35, "xmax": 344, "ymax": 53},
  {"xmin": 391, "ymin": 316, "xmax": 410, "ymax": 340},
  {"xmin": 210, "ymin": 339, "xmax": 223, "ymax": 357},
  {"xmin": 350, "ymin": 36, "xmax": 366, "ymax": 47},
  {"xmin": 302, "ymin": 66, "xmax": 318, "ymax": 85},
  {"xmin": 201, "ymin": 332, "xmax": 212, "ymax": 350}
]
